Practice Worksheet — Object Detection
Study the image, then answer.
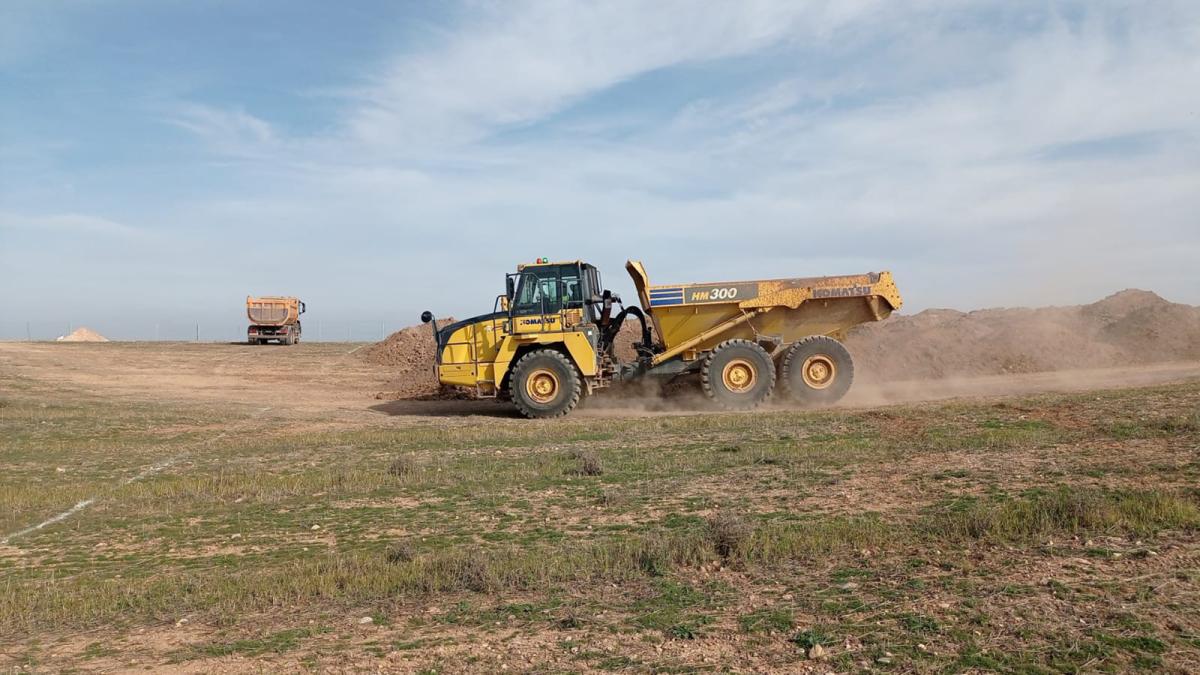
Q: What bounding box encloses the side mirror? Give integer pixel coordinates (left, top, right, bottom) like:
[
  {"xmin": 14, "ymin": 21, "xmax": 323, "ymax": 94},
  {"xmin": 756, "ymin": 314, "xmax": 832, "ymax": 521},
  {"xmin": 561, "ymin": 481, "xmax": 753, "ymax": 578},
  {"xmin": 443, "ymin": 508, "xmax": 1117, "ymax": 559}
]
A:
[
  {"xmin": 420, "ymin": 310, "xmax": 433, "ymax": 324},
  {"xmin": 505, "ymin": 277, "xmax": 515, "ymax": 300}
]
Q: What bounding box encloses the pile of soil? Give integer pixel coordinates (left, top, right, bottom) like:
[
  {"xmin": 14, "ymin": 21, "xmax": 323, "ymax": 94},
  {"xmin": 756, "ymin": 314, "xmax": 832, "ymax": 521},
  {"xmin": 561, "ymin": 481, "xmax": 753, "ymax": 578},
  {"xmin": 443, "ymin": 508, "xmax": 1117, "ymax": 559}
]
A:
[
  {"xmin": 846, "ymin": 289, "xmax": 1200, "ymax": 383},
  {"xmin": 611, "ymin": 317, "xmax": 653, "ymax": 363},
  {"xmin": 57, "ymin": 327, "xmax": 109, "ymax": 342},
  {"xmin": 363, "ymin": 316, "xmax": 652, "ymax": 399},
  {"xmin": 363, "ymin": 289, "xmax": 1199, "ymax": 398},
  {"xmin": 360, "ymin": 319, "xmax": 454, "ymax": 399}
]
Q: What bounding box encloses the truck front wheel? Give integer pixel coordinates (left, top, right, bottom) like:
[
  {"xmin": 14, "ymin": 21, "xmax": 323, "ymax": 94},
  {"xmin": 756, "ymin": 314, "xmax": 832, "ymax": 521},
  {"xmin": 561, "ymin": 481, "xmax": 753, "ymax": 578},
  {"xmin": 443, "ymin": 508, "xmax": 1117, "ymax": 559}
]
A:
[
  {"xmin": 781, "ymin": 336, "xmax": 854, "ymax": 407},
  {"xmin": 700, "ymin": 339, "xmax": 775, "ymax": 410},
  {"xmin": 509, "ymin": 349, "xmax": 582, "ymax": 419}
]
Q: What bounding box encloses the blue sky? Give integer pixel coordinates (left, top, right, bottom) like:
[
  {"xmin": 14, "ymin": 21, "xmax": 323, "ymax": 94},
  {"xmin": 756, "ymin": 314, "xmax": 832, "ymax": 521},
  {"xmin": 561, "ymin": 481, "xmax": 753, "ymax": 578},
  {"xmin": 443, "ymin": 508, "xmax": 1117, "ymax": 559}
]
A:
[{"xmin": 2, "ymin": 0, "xmax": 1198, "ymax": 340}]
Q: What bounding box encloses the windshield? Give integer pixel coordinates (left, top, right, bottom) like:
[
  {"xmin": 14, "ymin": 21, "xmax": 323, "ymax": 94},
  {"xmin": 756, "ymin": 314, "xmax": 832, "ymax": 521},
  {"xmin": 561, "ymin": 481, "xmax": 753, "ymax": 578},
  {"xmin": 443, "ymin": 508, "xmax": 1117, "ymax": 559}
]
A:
[{"xmin": 511, "ymin": 264, "xmax": 582, "ymax": 316}]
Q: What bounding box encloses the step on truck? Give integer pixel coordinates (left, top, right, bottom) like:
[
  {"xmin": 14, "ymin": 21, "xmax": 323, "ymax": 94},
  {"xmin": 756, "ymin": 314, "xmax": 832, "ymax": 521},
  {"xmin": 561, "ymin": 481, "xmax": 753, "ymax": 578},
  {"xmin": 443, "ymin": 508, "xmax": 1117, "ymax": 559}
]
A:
[
  {"xmin": 421, "ymin": 259, "xmax": 902, "ymax": 418},
  {"xmin": 247, "ymin": 296, "xmax": 305, "ymax": 345}
]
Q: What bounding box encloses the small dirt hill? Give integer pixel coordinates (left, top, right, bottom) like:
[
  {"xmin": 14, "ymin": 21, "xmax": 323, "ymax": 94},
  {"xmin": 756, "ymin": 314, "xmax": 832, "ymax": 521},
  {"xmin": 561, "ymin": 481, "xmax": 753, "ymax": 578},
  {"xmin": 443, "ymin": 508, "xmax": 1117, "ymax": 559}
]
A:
[
  {"xmin": 57, "ymin": 327, "xmax": 109, "ymax": 342},
  {"xmin": 359, "ymin": 319, "xmax": 454, "ymax": 399},
  {"xmin": 846, "ymin": 289, "xmax": 1200, "ymax": 383},
  {"xmin": 362, "ymin": 290, "xmax": 1198, "ymax": 397},
  {"xmin": 363, "ymin": 316, "xmax": 651, "ymax": 399}
]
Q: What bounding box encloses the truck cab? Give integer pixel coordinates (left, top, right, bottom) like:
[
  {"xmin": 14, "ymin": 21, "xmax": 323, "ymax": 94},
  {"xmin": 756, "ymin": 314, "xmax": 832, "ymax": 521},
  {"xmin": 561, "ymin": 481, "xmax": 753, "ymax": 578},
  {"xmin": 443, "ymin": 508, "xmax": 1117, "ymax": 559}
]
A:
[
  {"xmin": 423, "ymin": 259, "xmax": 637, "ymax": 416},
  {"xmin": 507, "ymin": 260, "xmax": 604, "ymax": 329}
]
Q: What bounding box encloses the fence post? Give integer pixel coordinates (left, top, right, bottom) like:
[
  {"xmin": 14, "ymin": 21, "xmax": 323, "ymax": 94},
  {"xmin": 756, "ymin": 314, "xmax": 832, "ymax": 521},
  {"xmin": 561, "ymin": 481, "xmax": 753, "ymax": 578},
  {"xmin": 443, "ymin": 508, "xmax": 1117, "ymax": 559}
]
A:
[{"xmin": 26, "ymin": 322, "xmax": 31, "ymax": 341}]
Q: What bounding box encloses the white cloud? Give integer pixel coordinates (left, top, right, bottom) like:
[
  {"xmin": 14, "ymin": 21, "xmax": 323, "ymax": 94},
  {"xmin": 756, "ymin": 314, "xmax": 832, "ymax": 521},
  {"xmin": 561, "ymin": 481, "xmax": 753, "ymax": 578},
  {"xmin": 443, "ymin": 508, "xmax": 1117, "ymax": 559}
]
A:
[
  {"xmin": 346, "ymin": 0, "xmax": 887, "ymax": 148},
  {"xmin": 6, "ymin": 0, "xmax": 1200, "ymax": 329},
  {"xmin": 166, "ymin": 103, "xmax": 280, "ymax": 159},
  {"xmin": 0, "ymin": 211, "xmax": 143, "ymax": 238}
]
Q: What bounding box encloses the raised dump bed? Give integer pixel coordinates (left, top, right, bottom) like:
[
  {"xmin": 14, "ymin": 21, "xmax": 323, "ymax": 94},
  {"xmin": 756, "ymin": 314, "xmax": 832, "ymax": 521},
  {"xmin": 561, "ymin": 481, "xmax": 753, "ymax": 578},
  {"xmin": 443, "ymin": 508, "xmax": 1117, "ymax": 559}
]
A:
[
  {"xmin": 623, "ymin": 260, "xmax": 902, "ymax": 407},
  {"xmin": 627, "ymin": 261, "xmax": 901, "ymax": 362}
]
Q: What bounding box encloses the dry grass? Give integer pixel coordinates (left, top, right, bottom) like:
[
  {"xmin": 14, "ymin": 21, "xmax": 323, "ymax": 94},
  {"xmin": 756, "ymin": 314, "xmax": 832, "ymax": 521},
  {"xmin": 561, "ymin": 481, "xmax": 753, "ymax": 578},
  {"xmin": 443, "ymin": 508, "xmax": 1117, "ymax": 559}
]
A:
[
  {"xmin": 1, "ymin": 352, "xmax": 1199, "ymax": 672},
  {"xmin": 706, "ymin": 510, "xmax": 751, "ymax": 560},
  {"xmin": 565, "ymin": 449, "xmax": 603, "ymax": 476}
]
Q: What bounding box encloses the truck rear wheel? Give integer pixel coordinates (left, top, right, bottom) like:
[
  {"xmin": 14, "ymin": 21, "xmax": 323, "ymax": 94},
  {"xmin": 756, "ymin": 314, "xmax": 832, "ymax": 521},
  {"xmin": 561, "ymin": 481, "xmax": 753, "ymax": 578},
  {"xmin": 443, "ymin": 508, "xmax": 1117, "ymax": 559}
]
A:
[
  {"xmin": 781, "ymin": 336, "xmax": 854, "ymax": 407},
  {"xmin": 509, "ymin": 349, "xmax": 582, "ymax": 419},
  {"xmin": 700, "ymin": 339, "xmax": 775, "ymax": 410}
]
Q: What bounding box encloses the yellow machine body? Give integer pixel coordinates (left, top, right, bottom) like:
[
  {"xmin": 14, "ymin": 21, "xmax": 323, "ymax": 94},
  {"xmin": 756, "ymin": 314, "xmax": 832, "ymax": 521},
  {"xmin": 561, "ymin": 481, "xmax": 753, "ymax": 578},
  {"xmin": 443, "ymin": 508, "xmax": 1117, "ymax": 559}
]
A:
[
  {"xmin": 433, "ymin": 260, "xmax": 602, "ymax": 396},
  {"xmin": 624, "ymin": 261, "xmax": 902, "ymax": 366},
  {"xmin": 435, "ymin": 320, "xmax": 599, "ymax": 393},
  {"xmin": 428, "ymin": 259, "xmax": 903, "ymax": 413}
]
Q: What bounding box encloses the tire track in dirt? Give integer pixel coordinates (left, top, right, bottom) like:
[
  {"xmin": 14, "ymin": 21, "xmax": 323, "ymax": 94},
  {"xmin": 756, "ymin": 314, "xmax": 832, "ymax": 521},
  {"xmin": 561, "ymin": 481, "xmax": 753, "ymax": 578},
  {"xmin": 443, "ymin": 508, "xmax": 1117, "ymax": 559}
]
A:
[{"xmin": 0, "ymin": 407, "xmax": 273, "ymax": 547}]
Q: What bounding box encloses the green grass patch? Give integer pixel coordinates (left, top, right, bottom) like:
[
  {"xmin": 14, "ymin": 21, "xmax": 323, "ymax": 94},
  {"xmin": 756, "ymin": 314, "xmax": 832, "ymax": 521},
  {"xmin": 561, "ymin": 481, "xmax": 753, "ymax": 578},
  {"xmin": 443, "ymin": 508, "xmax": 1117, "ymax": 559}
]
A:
[
  {"xmin": 738, "ymin": 608, "xmax": 794, "ymax": 634},
  {"xmin": 922, "ymin": 488, "xmax": 1200, "ymax": 540},
  {"xmin": 171, "ymin": 627, "xmax": 329, "ymax": 661}
]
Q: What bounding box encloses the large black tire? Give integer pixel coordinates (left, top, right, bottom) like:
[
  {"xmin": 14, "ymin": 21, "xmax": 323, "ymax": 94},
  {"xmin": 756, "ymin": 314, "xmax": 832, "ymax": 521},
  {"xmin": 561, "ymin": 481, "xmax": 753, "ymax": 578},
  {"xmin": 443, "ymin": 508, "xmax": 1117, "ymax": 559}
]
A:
[
  {"xmin": 509, "ymin": 349, "xmax": 582, "ymax": 419},
  {"xmin": 780, "ymin": 336, "xmax": 854, "ymax": 407},
  {"xmin": 700, "ymin": 339, "xmax": 775, "ymax": 410}
]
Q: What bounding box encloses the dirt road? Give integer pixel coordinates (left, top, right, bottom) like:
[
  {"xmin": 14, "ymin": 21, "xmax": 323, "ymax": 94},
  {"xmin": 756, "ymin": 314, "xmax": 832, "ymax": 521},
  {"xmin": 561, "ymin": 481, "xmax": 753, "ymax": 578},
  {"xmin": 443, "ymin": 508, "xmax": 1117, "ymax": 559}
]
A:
[{"xmin": 2, "ymin": 342, "xmax": 1199, "ymax": 418}]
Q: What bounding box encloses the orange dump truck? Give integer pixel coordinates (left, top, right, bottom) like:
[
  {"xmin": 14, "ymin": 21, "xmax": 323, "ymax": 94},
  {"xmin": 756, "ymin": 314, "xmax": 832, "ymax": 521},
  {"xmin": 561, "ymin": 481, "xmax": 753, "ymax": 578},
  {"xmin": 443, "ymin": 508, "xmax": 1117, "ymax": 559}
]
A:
[{"xmin": 246, "ymin": 296, "xmax": 305, "ymax": 345}]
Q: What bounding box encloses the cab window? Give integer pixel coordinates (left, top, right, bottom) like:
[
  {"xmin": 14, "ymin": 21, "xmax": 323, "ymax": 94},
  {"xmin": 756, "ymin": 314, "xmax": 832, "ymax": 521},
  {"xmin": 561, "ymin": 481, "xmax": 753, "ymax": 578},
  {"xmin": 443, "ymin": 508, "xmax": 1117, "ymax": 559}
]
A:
[{"xmin": 512, "ymin": 265, "xmax": 581, "ymax": 315}]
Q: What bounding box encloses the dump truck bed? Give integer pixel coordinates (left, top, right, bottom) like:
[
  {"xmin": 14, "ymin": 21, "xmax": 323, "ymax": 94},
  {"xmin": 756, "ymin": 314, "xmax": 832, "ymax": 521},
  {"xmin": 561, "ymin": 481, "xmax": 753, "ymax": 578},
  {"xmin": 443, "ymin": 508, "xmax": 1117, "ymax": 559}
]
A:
[
  {"xmin": 625, "ymin": 261, "xmax": 901, "ymax": 363},
  {"xmin": 246, "ymin": 296, "xmax": 302, "ymax": 325}
]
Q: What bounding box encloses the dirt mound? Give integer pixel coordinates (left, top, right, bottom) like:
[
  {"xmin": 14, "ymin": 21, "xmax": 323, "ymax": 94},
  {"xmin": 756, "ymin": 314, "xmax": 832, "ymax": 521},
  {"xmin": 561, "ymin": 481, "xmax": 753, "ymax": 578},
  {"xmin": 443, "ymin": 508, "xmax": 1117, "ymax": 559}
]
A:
[
  {"xmin": 364, "ymin": 316, "xmax": 653, "ymax": 399},
  {"xmin": 360, "ymin": 290, "xmax": 1200, "ymax": 398},
  {"xmin": 846, "ymin": 289, "xmax": 1200, "ymax": 383},
  {"xmin": 611, "ymin": 317, "xmax": 653, "ymax": 362},
  {"xmin": 57, "ymin": 327, "xmax": 109, "ymax": 342},
  {"xmin": 360, "ymin": 319, "xmax": 453, "ymax": 399}
]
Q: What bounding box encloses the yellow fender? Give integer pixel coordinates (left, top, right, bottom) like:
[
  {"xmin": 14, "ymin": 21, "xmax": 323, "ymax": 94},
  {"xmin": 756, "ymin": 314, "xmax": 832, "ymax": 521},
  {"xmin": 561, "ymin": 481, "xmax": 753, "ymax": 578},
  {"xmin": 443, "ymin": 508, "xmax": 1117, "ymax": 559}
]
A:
[{"xmin": 493, "ymin": 330, "xmax": 599, "ymax": 390}]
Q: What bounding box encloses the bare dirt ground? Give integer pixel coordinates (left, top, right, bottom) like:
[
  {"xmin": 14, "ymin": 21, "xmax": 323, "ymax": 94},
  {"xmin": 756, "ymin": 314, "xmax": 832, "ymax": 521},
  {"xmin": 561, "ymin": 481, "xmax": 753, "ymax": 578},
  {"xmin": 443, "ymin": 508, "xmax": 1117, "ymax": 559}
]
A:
[
  {"xmin": 5, "ymin": 341, "xmax": 1200, "ymax": 417},
  {"xmin": 1, "ymin": 341, "xmax": 1199, "ymax": 673}
]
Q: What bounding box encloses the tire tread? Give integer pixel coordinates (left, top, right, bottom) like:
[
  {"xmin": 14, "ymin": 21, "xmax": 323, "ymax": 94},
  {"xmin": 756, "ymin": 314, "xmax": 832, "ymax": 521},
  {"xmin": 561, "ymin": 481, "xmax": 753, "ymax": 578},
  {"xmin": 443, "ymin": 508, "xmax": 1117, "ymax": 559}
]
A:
[
  {"xmin": 780, "ymin": 335, "xmax": 854, "ymax": 406},
  {"xmin": 699, "ymin": 339, "xmax": 776, "ymax": 410},
  {"xmin": 509, "ymin": 349, "xmax": 582, "ymax": 419}
]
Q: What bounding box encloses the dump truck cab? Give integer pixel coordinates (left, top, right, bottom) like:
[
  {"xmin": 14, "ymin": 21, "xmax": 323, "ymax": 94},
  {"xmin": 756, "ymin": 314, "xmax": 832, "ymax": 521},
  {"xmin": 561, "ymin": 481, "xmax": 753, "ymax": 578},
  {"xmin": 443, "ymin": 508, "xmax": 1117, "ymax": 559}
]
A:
[
  {"xmin": 423, "ymin": 259, "xmax": 627, "ymax": 417},
  {"xmin": 508, "ymin": 260, "xmax": 600, "ymax": 327},
  {"xmin": 423, "ymin": 258, "xmax": 901, "ymax": 418}
]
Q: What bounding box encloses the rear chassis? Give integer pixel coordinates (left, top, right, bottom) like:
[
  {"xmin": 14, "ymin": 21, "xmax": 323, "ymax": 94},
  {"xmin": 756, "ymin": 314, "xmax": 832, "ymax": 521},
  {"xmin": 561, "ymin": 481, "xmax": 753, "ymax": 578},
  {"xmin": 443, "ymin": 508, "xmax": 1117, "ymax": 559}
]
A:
[{"xmin": 248, "ymin": 323, "xmax": 300, "ymax": 345}]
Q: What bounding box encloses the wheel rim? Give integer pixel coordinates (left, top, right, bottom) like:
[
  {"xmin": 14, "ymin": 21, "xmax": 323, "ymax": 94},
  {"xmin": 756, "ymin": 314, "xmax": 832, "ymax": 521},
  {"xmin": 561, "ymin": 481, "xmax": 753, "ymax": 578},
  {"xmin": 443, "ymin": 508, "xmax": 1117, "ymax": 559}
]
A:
[
  {"xmin": 801, "ymin": 355, "xmax": 836, "ymax": 389},
  {"xmin": 721, "ymin": 358, "xmax": 757, "ymax": 393},
  {"xmin": 525, "ymin": 368, "xmax": 560, "ymax": 404}
]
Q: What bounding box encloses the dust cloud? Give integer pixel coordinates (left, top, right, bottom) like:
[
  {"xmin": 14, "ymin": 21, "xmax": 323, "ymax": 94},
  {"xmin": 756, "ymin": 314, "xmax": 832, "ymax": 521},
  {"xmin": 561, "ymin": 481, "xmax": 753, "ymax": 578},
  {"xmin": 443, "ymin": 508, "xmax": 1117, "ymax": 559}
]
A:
[{"xmin": 365, "ymin": 289, "xmax": 1200, "ymax": 409}]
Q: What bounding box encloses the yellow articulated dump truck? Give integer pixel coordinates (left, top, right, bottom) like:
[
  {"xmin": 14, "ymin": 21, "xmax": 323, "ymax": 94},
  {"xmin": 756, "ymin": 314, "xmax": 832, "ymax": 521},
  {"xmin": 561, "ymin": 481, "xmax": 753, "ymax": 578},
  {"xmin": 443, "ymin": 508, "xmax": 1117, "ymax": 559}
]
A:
[
  {"xmin": 421, "ymin": 259, "xmax": 901, "ymax": 418},
  {"xmin": 247, "ymin": 296, "xmax": 305, "ymax": 345}
]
